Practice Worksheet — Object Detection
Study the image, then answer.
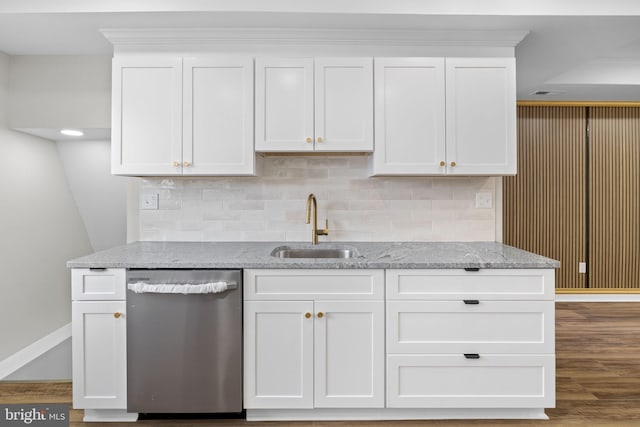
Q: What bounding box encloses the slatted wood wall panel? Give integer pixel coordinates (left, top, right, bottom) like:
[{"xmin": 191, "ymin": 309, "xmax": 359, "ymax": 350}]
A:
[
  {"xmin": 504, "ymin": 106, "xmax": 586, "ymax": 289},
  {"xmin": 589, "ymin": 107, "xmax": 640, "ymax": 289}
]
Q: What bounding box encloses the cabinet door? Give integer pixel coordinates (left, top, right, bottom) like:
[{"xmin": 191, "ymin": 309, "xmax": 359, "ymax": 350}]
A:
[
  {"xmin": 244, "ymin": 301, "xmax": 314, "ymax": 409},
  {"xmin": 314, "ymin": 301, "xmax": 384, "ymax": 408},
  {"xmin": 445, "ymin": 57, "xmax": 517, "ymax": 175},
  {"xmin": 255, "ymin": 58, "xmax": 314, "ymax": 152},
  {"xmin": 371, "ymin": 58, "xmax": 446, "ymax": 175},
  {"xmin": 72, "ymin": 301, "xmax": 127, "ymax": 409},
  {"xmin": 314, "ymin": 58, "xmax": 373, "ymax": 152},
  {"xmin": 183, "ymin": 57, "xmax": 255, "ymax": 175},
  {"xmin": 111, "ymin": 57, "xmax": 182, "ymax": 175}
]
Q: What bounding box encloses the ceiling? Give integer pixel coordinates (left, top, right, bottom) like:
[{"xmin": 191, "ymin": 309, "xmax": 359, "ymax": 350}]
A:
[{"xmin": 1, "ymin": 2, "xmax": 640, "ymax": 101}]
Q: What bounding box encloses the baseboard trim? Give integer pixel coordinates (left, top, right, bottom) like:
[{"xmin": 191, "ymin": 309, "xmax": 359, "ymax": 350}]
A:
[
  {"xmin": 0, "ymin": 323, "xmax": 71, "ymax": 379},
  {"xmin": 247, "ymin": 408, "xmax": 549, "ymax": 421},
  {"xmin": 556, "ymin": 294, "xmax": 640, "ymax": 302},
  {"xmin": 83, "ymin": 409, "xmax": 138, "ymax": 423}
]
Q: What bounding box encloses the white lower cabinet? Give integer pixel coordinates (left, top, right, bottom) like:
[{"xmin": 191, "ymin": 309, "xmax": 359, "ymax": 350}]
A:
[
  {"xmin": 244, "ymin": 301, "xmax": 314, "ymax": 408},
  {"xmin": 385, "ymin": 269, "xmax": 556, "ymax": 413},
  {"xmin": 72, "ymin": 301, "xmax": 127, "ymax": 409},
  {"xmin": 71, "ymin": 268, "xmax": 136, "ymax": 423},
  {"xmin": 243, "ymin": 270, "xmax": 385, "ymax": 409},
  {"xmin": 314, "ymin": 300, "xmax": 384, "ymax": 408},
  {"xmin": 387, "ymin": 300, "xmax": 555, "ymax": 354},
  {"xmin": 387, "ymin": 354, "xmax": 555, "ymax": 408}
]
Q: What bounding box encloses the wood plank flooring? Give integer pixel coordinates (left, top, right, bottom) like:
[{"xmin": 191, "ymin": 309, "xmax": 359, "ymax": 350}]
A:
[{"xmin": 2, "ymin": 302, "xmax": 640, "ymax": 426}]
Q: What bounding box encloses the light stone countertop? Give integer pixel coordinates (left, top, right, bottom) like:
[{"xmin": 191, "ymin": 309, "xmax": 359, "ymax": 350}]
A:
[{"xmin": 67, "ymin": 241, "xmax": 560, "ymax": 269}]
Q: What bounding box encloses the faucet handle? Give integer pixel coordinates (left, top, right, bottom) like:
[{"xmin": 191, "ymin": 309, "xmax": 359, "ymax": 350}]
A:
[{"xmin": 318, "ymin": 219, "xmax": 329, "ymax": 236}]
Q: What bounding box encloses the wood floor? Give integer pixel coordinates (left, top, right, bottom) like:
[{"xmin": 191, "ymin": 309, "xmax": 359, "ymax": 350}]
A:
[{"xmin": 2, "ymin": 302, "xmax": 640, "ymax": 426}]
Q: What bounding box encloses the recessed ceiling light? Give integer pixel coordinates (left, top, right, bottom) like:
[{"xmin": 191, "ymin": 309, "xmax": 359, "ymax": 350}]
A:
[
  {"xmin": 60, "ymin": 129, "xmax": 84, "ymax": 137},
  {"xmin": 530, "ymin": 90, "xmax": 567, "ymax": 96}
]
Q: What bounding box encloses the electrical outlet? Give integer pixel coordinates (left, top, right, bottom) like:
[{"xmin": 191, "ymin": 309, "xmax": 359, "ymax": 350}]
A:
[
  {"xmin": 475, "ymin": 192, "xmax": 493, "ymax": 209},
  {"xmin": 579, "ymin": 262, "xmax": 587, "ymax": 274},
  {"xmin": 140, "ymin": 193, "xmax": 159, "ymax": 210}
]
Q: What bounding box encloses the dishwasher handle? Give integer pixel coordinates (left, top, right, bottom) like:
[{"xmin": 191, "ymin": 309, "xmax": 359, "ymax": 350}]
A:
[{"xmin": 127, "ymin": 281, "xmax": 237, "ymax": 294}]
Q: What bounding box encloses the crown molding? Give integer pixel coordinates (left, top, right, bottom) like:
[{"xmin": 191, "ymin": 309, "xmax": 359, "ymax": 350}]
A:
[{"xmin": 101, "ymin": 27, "xmax": 529, "ymax": 49}]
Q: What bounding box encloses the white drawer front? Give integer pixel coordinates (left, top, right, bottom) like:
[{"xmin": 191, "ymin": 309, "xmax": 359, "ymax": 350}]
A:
[
  {"xmin": 386, "ymin": 269, "xmax": 555, "ymax": 300},
  {"xmin": 387, "ymin": 301, "xmax": 554, "ymax": 354},
  {"xmin": 72, "ymin": 268, "xmax": 126, "ymax": 301},
  {"xmin": 387, "ymin": 354, "xmax": 555, "ymax": 408},
  {"xmin": 244, "ymin": 269, "xmax": 384, "ymax": 300}
]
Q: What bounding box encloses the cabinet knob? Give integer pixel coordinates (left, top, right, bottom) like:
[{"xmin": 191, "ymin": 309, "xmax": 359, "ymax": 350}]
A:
[
  {"xmin": 317, "ymin": 312, "xmax": 324, "ymax": 318},
  {"xmin": 305, "ymin": 312, "xmax": 312, "ymax": 319},
  {"xmin": 317, "ymin": 137, "xmax": 324, "ymax": 143},
  {"xmin": 450, "ymin": 161, "xmax": 457, "ymax": 167},
  {"xmin": 114, "ymin": 312, "xmax": 122, "ymax": 319},
  {"xmin": 306, "ymin": 137, "xmax": 313, "ymax": 143},
  {"xmin": 439, "ymin": 161, "xmax": 446, "ymax": 167},
  {"xmin": 183, "ymin": 161, "xmax": 191, "ymax": 167},
  {"xmin": 172, "ymin": 161, "xmax": 180, "ymax": 167}
]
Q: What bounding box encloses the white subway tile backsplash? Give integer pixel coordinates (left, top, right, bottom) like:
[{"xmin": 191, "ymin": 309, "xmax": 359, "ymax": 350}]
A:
[
  {"xmin": 137, "ymin": 156, "xmax": 497, "ymax": 242},
  {"xmin": 223, "ymin": 200, "xmax": 265, "ymax": 211},
  {"xmin": 158, "ymin": 200, "xmax": 182, "ymax": 210},
  {"xmin": 347, "ymin": 200, "xmax": 386, "ymax": 210}
]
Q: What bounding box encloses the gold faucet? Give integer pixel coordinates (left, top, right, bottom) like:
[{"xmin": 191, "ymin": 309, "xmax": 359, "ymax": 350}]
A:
[{"xmin": 305, "ymin": 193, "xmax": 329, "ymax": 244}]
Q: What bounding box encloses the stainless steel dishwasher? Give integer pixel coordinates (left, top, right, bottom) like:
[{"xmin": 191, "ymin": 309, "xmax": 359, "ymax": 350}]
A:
[{"xmin": 126, "ymin": 269, "xmax": 242, "ymax": 414}]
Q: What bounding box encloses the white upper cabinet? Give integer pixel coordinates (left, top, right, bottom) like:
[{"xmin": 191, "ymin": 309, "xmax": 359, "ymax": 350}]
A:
[
  {"xmin": 370, "ymin": 56, "xmax": 517, "ymax": 176},
  {"xmin": 112, "ymin": 56, "xmax": 254, "ymax": 176},
  {"xmin": 372, "ymin": 58, "xmax": 446, "ymax": 174},
  {"xmin": 445, "ymin": 57, "xmax": 517, "ymax": 175},
  {"xmin": 183, "ymin": 58, "xmax": 255, "ymax": 175},
  {"xmin": 243, "ymin": 269, "xmax": 385, "ymax": 410},
  {"xmin": 111, "ymin": 57, "xmax": 182, "ymax": 176},
  {"xmin": 255, "ymin": 57, "xmax": 373, "ymax": 152},
  {"xmin": 255, "ymin": 58, "xmax": 314, "ymax": 152},
  {"xmin": 314, "ymin": 58, "xmax": 373, "ymax": 152}
]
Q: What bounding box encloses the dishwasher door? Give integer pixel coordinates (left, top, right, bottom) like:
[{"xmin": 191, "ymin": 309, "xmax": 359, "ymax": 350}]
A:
[{"xmin": 126, "ymin": 269, "xmax": 242, "ymax": 414}]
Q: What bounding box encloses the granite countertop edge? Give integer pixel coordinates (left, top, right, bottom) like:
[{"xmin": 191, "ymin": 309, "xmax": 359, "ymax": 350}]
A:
[{"xmin": 67, "ymin": 241, "xmax": 561, "ymax": 269}]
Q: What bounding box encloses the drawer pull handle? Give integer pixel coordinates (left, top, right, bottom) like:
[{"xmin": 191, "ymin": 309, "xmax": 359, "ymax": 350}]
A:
[
  {"xmin": 464, "ymin": 353, "xmax": 480, "ymax": 359},
  {"xmin": 114, "ymin": 312, "xmax": 122, "ymax": 319},
  {"xmin": 317, "ymin": 312, "xmax": 324, "ymax": 318},
  {"xmin": 464, "ymin": 267, "xmax": 480, "ymax": 272},
  {"xmin": 305, "ymin": 312, "xmax": 312, "ymax": 319},
  {"xmin": 463, "ymin": 300, "xmax": 480, "ymax": 305},
  {"xmin": 89, "ymin": 267, "xmax": 107, "ymax": 272}
]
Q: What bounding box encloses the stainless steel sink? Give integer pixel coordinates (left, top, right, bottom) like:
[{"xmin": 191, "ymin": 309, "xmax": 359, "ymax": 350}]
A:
[{"xmin": 271, "ymin": 246, "xmax": 360, "ymax": 259}]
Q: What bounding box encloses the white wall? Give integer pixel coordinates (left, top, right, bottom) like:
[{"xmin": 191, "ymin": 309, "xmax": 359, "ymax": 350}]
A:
[
  {"xmin": 136, "ymin": 155, "xmax": 497, "ymax": 242},
  {"xmin": 4, "ymin": 338, "xmax": 71, "ymax": 381},
  {"xmin": 0, "ymin": 52, "xmax": 93, "ymax": 360},
  {"xmin": 57, "ymin": 140, "xmax": 127, "ymax": 251},
  {"xmin": 8, "ymin": 55, "xmax": 111, "ymax": 129}
]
